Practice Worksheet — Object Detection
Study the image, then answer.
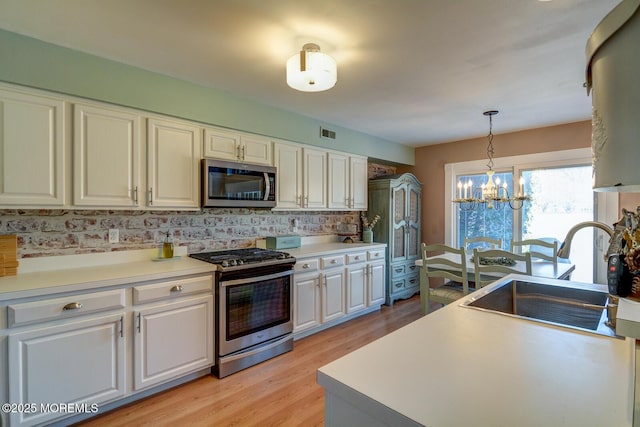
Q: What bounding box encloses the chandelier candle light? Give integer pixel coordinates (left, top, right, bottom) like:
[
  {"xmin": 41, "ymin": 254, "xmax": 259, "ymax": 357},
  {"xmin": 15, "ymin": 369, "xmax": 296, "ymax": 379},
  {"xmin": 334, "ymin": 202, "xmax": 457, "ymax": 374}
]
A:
[{"xmin": 453, "ymin": 110, "xmax": 530, "ymax": 210}]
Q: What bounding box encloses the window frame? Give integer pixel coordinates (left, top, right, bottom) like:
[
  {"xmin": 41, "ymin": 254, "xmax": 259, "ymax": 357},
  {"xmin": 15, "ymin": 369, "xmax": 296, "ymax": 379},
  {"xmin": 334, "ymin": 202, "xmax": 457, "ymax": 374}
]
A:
[{"xmin": 444, "ymin": 148, "xmax": 615, "ymax": 256}]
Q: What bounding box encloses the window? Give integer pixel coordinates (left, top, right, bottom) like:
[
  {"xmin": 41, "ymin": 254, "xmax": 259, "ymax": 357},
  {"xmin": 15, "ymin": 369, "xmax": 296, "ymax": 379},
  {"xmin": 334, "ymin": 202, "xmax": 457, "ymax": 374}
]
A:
[
  {"xmin": 445, "ymin": 148, "xmax": 614, "ymax": 284},
  {"xmin": 457, "ymin": 171, "xmax": 513, "ymax": 250}
]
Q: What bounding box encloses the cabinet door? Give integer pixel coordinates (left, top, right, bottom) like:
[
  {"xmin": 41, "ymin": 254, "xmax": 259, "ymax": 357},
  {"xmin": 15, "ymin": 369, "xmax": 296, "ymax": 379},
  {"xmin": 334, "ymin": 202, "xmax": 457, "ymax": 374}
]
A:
[
  {"xmin": 327, "ymin": 152, "xmax": 349, "ymax": 209},
  {"xmin": 391, "ymin": 185, "xmax": 407, "ymax": 262},
  {"xmin": 8, "ymin": 314, "xmax": 125, "ymax": 427},
  {"xmin": 350, "ymin": 156, "xmax": 368, "ymax": 210},
  {"xmin": 293, "ymin": 273, "xmax": 321, "ymax": 333},
  {"xmin": 203, "ymin": 127, "xmax": 239, "ymax": 161},
  {"xmin": 0, "ymin": 88, "xmax": 65, "ymax": 207},
  {"xmin": 303, "ymin": 148, "xmax": 327, "ymax": 209},
  {"xmin": 367, "ymin": 261, "xmax": 386, "ymax": 306},
  {"xmin": 147, "ymin": 118, "xmax": 201, "ymax": 209},
  {"xmin": 346, "ymin": 265, "xmax": 367, "ymax": 314},
  {"xmin": 274, "ymin": 143, "xmax": 302, "ymax": 209},
  {"xmin": 322, "ymin": 269, "xmax": 346, "ymax": 323},
  {"xmin": 241, "ymin": 134, "xmax": 272, "ymax": 165},
  {"xmin": 73, "ymin": 103, "xmax": 141, "ymax": 207},
  {"xmin": 134, "ymin": 294, "xmax": 213, "ymax": 390},
  {"xmin": 407, "ymin": 183, "xmax": 422, "ymax": 259}
]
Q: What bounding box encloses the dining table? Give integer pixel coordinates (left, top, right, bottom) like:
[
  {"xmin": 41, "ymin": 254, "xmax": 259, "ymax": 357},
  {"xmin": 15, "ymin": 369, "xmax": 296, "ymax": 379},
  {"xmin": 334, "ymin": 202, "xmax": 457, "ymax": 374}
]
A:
[{"xmin": 415, "ymin": 251, "xmax": 576, "ymax": 285}]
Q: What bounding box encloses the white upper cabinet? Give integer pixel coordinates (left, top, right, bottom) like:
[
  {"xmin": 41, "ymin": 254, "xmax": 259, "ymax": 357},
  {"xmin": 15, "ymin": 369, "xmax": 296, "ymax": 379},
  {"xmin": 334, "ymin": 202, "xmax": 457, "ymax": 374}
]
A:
[
  {"xmin": 273, "ymin": 142, "xmax": 327, "ymax": 210},
  {"xmin": 328, "ymin": 152, "xmax": 368, "ymax": 210},
  {"xmin": 73, "ymin": 103, "xmax": 142, "ymax": 207},
  {"xmin": 303, "ymin": 148, "xmax": 327, "ymax": 209},
  {"xmin": 274, "ymin": 142, "xmax": 303, "ymax": 209},
  {"xmin": 0, "ymin": 87, "xmax": 66, "ymax": 207},
  {"xmin": 147, "ymin": 117, "xmax": 202, "ymax": 209},
  {"xmin": 350, "ymin": 155, "xmax": 368, "ymax": 210},
  {"xmin": 204, "ymin": 127, "xmax": 272, "ymax": 165}
]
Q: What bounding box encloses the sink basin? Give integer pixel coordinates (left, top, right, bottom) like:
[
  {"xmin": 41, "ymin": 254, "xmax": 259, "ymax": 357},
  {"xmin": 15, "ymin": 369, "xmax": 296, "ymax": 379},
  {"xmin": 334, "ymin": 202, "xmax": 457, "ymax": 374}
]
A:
[{"xmin": 461, "ymin": 276, "xmax": 619, "ymax": 338}]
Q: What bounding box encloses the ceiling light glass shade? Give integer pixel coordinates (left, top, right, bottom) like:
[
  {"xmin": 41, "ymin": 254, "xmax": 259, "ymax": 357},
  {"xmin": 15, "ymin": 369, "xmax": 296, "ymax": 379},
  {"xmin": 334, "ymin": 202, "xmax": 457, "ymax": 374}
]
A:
[{"xmin": 286, "ymin": 43, "xmax": 337, "ymax": 92}]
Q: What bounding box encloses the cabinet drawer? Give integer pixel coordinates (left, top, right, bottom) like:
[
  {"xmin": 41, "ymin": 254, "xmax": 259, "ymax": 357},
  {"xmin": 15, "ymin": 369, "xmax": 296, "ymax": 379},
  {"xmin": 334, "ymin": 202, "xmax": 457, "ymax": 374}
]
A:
[
  {"xmin": 367, "ymin": 249, "xmax": 385, "ymax": 261},
  {"xmin": 405, "ymin": 262, "xmax": 419, "ymax": 275},
  {"xmin": 391, "ymin": 264, "xmax": 406, "ymax": 279},
  {"xmin": 320, "ymin": 255, "xmax": 345, "ymax": 269},
  {"xmin": 346, "ymin": 252, "xmax": 367, "ymax": 264},
  {"xmin": 295, "ymin": 258, "xmax": 319, "ymax": 273},
  {"xmin": 8, "ymin": 289, "xmax": 126, "ymax": 328},
  {"xmin": 134, "ymin": 275, "xmax": 213, "ymax": 304}
]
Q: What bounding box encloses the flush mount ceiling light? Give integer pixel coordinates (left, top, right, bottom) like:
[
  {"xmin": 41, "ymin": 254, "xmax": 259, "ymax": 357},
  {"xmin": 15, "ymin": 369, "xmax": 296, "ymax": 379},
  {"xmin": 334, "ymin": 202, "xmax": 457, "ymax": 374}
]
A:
[{"xmin": 286, "ymin": 43, "xmax": 337, "ymax": 92}]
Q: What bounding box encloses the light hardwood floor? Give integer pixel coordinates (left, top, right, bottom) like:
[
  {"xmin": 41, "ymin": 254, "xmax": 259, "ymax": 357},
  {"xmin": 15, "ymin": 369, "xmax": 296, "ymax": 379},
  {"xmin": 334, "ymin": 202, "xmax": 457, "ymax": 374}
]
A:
[{"xmin": 75, "ymin": 295, "xmax": 423, "ymax": 427}]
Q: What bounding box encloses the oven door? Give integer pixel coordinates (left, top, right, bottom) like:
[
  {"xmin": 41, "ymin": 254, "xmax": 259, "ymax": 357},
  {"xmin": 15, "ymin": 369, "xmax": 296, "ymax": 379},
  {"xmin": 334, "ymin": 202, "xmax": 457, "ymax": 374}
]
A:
[{"xmin": 218, "ymin": 269, "xmax": 293, "ymax": 356}]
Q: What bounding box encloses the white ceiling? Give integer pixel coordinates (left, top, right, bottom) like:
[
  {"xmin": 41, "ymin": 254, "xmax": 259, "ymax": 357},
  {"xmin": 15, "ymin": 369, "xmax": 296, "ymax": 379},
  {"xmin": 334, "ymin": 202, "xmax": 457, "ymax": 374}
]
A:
[{"xmin": 0, "ymin": 0, "xmax": 620, "ymax": 147}]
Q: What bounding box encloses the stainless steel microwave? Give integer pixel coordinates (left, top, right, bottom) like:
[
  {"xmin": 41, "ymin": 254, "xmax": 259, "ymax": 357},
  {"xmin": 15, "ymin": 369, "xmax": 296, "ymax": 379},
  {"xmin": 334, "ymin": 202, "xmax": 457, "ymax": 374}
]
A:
[{"xmin": 201, "ymin": 159, "xmax": 276, "ymax": 208}]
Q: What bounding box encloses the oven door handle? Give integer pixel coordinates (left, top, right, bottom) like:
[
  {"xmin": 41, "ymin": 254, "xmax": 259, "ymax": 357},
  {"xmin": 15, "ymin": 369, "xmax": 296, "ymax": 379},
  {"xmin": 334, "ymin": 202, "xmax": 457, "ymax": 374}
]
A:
[{"xmin": 220, "ymin": 269, "xmax": 293, "ymax": 287}]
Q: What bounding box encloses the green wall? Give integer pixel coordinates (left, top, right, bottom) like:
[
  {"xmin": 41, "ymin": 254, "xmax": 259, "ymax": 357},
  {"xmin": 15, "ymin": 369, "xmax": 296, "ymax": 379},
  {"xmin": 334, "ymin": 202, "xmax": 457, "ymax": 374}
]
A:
[{"xmin": 0, "ymin": 29, "xmax": 414, "ymax": 165}]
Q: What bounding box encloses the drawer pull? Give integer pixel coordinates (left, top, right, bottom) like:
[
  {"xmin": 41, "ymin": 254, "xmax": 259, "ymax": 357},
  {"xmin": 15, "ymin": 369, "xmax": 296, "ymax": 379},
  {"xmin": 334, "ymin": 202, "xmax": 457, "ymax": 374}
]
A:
[
  {"xmin": 302, "ymin": 263, "xmax": 310, "ymax": 269},
  {"xmin": 409, "ymin": 265, "xmax": 417, "ymax": 271},
  {"xmin": 63, "ymin": 302, "xmax": 83, "ymax": 311},
  {"xmin": 355, "ymin": 256, "xmax": 360, "ymax": 260},
  {"xmin": 170, "ymin": 285, "xmax": 184, "ymax": 292},
  {"xmin": 395, "ymin": 268, "xmax": 403, "ymax": 273},
  {"xmin": 330, "ymin": 259, "xmax": 337, "ymax": 264},
  {"xmin": 374, "ymin": 253, "xmax": 379, "ymax": 256}
]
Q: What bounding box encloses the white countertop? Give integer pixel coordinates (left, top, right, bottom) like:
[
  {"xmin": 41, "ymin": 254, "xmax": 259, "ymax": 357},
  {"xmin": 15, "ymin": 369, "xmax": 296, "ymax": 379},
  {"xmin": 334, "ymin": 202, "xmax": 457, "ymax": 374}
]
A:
[
  {"xmin": 318, "ymin": 276, "xmax": 635, "ymax": 427},
  {"xmin": 0, "ymin": 250, "xmax": 216, "ymax": 301},
  {"xmin": 286, "ymin": 241, "xmax": 386, "ymax": 259}
]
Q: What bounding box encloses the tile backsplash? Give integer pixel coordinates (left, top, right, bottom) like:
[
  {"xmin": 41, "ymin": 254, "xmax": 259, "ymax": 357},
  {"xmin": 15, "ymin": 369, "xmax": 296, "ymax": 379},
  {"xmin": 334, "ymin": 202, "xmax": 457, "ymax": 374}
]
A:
[{"xmin": 0, "ymin": 209, "xmax": 360, "ymax": 258}]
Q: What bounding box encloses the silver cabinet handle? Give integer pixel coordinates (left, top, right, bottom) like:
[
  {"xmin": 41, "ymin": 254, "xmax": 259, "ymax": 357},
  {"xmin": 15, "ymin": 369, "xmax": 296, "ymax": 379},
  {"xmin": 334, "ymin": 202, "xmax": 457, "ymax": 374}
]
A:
[
  {"xmin": 170, "ymin": 285, "xmax": 184, "ymax": 292},
  {"xmin": 355, "ymin": 256, "xmax": 360, "ymax": 260},
  {"xmin": 296, "ymin": 195, "xmax": 302, "ymax": 207},
  {"xmin": 63, "ymin": 302, "xmax": 83, "ymax": 311},
  {"xmin": 302, "ymin": 263, "xmax": 310, "ymax": 269},
  {"xmin": 330, "ymin": 259, "xmax": 337, "ymax": 264},
  {"xmin": 241, "ymin": 145, "xmax": 246, "ymax": 160},
  {"xmin": 119, "ymin": 316, "xmax": 124, "ymax": 338},
  {"xmin": 148, "ymin": 187, "xmax": 153, "ymax": 205},
  {"xmin": 133, "ymin": 186, "xmax": 138, "ymax": 205},
  {"xmin": 304, "ymin": 195, "xmax": 309, "ymax": 208},
  {"xmin": 137, "ymin": 312, "xmax": 141, "ymax": 333}
]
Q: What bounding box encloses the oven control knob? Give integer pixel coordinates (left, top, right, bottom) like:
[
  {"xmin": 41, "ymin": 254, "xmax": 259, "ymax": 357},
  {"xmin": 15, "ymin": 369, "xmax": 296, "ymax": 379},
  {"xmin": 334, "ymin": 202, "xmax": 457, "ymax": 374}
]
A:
[
  {"xmin": 229, "ymin": 260, "xmax": 237, "ymax": 266},
  {"xmin": 237, "ymin": 259, "xmax": 244, "ymax": 265},
  {"xmin": 222, "ymin": 260, "xmax": 229, "ymax": 267},
  {"xmin": 278, "ymin": 253, "xmax": 286, "ymax": 259}
]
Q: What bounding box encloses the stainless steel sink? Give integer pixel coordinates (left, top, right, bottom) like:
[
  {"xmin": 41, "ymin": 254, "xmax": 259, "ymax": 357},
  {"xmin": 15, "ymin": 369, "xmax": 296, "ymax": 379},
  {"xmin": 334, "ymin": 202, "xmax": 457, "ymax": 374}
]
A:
[{"xmin": 460, "ymin": 276, "xmax": 620, "ymax": 338}]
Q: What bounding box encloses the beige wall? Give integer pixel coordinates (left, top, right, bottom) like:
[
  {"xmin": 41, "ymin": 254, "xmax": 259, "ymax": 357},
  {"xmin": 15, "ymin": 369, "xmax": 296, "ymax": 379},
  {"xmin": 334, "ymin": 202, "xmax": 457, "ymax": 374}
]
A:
[{"xmin": 399, "ymin": 121, "xmax": 593, "ymax": 245}]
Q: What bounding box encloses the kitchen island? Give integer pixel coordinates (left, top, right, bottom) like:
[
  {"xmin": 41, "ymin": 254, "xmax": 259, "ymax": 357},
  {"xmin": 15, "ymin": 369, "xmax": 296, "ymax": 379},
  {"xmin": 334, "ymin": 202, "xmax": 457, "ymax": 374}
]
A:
[{"xmin": 317, "ymin": 275, "xmax": 636, "ymax": 427}]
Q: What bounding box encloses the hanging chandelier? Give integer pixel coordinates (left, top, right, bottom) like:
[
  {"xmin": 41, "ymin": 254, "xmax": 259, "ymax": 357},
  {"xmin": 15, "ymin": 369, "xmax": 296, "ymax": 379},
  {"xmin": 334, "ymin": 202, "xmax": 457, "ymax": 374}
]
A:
[{"xmin": 453, "ymin": 110, "xmax": 531, "ymax": 210}]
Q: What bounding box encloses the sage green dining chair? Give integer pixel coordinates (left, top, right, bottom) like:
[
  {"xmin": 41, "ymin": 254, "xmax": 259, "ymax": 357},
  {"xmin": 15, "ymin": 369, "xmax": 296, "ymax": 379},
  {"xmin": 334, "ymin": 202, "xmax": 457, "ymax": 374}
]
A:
[
  {"xmin": 510, "ymin": 238, "xmax": 559, "ymax": 264},
  {"xmin": 420, "ymin": 243, "xmax": 470, "ymax": 314},
  {"xmin": 464, "ymin": 236, "xmax": 502, "ymax": 251},
  {"xmin": 473, "ymin": 248, "xmax": 532, "ymax": 288}
]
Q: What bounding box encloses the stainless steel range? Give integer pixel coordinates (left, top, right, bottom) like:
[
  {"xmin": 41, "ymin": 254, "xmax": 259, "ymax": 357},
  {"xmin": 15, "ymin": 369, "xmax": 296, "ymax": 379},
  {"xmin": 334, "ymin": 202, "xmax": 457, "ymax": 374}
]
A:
[{"xmin": 190, "ymin": 248, "xmax": 295, "ymax": 378}]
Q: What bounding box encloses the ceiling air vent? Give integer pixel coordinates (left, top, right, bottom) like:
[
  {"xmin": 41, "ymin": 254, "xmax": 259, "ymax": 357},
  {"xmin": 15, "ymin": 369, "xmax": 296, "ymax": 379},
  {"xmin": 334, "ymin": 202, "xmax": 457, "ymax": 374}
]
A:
[{"xmin": 320, "ymin": 127, "xmax": 336, "ymax": 140}]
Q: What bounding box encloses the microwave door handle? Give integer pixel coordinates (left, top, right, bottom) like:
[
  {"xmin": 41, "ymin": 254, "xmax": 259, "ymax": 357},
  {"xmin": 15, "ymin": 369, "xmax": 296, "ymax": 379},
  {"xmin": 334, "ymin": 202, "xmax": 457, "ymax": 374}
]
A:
[{"xmin": 263, "ymin": 172, "xmax": 270, "ymax": 201}]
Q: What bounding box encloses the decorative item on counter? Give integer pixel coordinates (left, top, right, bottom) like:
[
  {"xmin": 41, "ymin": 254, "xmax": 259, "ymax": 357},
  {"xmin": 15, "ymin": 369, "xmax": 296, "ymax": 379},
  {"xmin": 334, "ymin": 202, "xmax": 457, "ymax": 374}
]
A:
[
  {"xmin": 619, "ymin": 207, "xmax": 640, "ymax": 300},
  {"xmin": 163, "ymin": 231, "xmax": 174, "ymax": 259},
  {"xmin": 361, "ymin": 213, "xmax": 380, "ymax": 243},
  {"xmin": 0, "ymin": 234, "xmax": 19, "ymax": 276},
  {"xmin": 338, "ymin": 223, "xmax": 358, "ymax": 243}
]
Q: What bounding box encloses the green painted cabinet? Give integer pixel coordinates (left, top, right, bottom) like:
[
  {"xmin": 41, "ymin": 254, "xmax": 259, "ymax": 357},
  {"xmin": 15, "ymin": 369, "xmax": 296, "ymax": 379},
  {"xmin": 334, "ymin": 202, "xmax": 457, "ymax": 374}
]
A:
[{"xmin": 368, "ymin": 173, "xmax": 422, "ymax": 305}]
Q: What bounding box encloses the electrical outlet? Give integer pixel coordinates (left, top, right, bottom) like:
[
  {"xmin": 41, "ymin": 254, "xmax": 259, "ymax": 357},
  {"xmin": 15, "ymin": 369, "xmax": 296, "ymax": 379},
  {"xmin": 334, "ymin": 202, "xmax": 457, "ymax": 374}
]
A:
[{"xmin": 108, "ymin": 228, "xmax": 119, "ymax": 243}]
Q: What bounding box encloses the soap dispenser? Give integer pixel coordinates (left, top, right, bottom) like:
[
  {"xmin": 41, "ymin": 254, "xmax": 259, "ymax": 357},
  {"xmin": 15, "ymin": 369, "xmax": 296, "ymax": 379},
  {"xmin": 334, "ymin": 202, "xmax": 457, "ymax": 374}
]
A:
[{"xmin": 163, "ymin": 231, "xmax": 174, "ymax": 259}]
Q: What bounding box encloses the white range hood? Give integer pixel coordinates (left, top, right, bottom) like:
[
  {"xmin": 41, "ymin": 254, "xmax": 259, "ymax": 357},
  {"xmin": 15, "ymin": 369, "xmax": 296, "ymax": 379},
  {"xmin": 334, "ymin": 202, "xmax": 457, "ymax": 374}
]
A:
[{"xmin": 586, "ymin": 0, "xmax": 640, "ymax": 192}]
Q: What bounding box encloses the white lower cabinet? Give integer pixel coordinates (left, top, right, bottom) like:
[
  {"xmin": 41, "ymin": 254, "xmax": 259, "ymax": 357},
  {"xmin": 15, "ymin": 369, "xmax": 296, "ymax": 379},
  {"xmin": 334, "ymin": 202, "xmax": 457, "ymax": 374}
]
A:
[
  {"xmin": 134, "ymin": 294, "xmax": 213, "ymax": 390},
  {"xmin": 3, "ymin": 273, "xmax": 214, "ymax": 426},
  {"xmin": 293, "ymin": 246, "xmax": 386, "ymax": 338},
  {"xmin": 8, "ymin": 313, "xmax": 126, "ymax": 427}
]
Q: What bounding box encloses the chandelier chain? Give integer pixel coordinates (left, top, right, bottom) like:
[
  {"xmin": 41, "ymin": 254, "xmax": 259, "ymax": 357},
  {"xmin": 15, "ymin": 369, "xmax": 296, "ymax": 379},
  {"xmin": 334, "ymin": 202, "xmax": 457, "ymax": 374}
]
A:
[{"xmin": 486, "ymin": 113, "xmax": 495, "ymax": 171}]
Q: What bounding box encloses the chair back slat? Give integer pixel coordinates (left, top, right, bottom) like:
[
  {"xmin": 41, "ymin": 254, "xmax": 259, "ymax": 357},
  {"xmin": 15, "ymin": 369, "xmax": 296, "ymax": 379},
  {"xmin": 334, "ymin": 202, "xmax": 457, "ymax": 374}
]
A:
[
  {"xmin": 511, "ymin": 238, "xmax": 558, "ymax": 263},
  {"xmin": 473, "ymin": 248, "xmax": 532, "ymax": 288},
  {"xmin": 464, "ymin": 236, "xmax": 502, "ymax": 251}
]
